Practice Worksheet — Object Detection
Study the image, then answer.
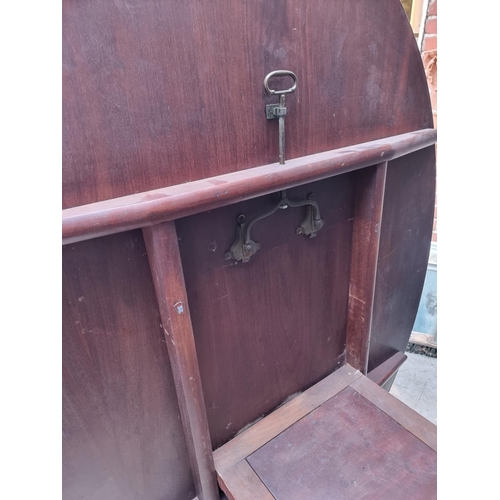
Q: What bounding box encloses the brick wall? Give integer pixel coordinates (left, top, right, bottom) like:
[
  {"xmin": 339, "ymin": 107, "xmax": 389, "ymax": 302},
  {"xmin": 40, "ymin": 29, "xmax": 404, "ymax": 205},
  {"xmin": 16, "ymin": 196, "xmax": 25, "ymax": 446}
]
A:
[
  {"xmin": 422, "ymin": 0, "xmax": 437, "ymax": 52},
  {"xmin": 420, "ymin": 0, "xmax": 437, "ymax": 242}
]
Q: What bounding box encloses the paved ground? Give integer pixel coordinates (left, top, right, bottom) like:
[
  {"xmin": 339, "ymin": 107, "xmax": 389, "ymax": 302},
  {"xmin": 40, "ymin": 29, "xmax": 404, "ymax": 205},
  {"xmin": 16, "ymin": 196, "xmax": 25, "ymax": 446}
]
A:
[{"xmin": 390, "ymin": 351, "xmax": 437, "ymax": 425}]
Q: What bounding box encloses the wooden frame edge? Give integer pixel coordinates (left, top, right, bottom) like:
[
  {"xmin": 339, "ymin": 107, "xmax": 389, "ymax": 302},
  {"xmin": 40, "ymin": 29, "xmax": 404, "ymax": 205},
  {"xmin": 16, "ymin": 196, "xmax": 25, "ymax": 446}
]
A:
[
  {"xmin": 350, "ymin": 375, "xmax": 437, "ymax": 451},
  {"xmin": 214, "ymin": 364, "xmax": 361, "ymax": 473}
]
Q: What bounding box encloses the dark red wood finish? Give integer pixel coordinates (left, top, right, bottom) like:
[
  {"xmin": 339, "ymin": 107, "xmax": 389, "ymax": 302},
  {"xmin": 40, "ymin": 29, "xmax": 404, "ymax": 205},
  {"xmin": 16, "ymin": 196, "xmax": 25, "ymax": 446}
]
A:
[
  {"xmin": 176, "ymin": 175, "xmax": 355, "ymax": 448},
  {"xmin": 369, "ymin": 146, "xmax": 436, "ymax": 371},
  {"xmin": 351, "ymin": 376, "xmax": 437, "ymax": 452},
  {"xmin": 247, "ymin": 387, "xmax": 437, "ymax": 499},
  {"xmin": 346, "ymin": 162, "xmax": 387, "ymax": 373},
  {"xmin": 367, "ymin": 352, "xmax": 407, "ymax": 387},
  {"xmin": 63, "ymin": 0, "xmax": 432, "ymax": 210},
  {"xmin": 62, "ymin": 130, "xmax": 436, "ymax": 245},
  {"xmin": 62, "ymin": 231, "xmax": 195, "ymax": 500},
  {"xmin": 143, "ymin": 223, "xmax": 219, "ymax": 500},
  {"xmin": 63, "ymin": 0, "xmax": 436, "ymax": 496}
]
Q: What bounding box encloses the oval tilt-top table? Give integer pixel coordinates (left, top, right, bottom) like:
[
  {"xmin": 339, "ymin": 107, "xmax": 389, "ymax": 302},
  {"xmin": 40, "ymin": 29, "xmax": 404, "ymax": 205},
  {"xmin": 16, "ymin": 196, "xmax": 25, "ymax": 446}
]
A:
[{"xmin": 62, "ymin": 1, "xmax": 437, "ymax": 499}]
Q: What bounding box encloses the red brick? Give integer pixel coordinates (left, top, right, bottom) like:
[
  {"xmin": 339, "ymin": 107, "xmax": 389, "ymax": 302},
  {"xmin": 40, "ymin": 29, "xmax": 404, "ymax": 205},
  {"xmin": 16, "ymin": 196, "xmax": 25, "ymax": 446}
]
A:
[
  {"xmin": 428, "ymin": 0, "xmax": 437, "ymax": 16},
  {"xmin": 423, "ymin": 35, "xmax": 437, "ymax": 51},
  {"xmin": 425, "ymin": 17, "xmax": 437, "ymax": 35}
]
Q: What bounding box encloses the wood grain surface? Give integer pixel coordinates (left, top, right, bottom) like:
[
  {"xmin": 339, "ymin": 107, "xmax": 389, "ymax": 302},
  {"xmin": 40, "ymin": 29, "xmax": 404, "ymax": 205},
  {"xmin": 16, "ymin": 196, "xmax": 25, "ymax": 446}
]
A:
[
  {"xmin": 62, "ymin": 0, "xmax": 436, "ymax": 399},
  {"xmin": 177, "ymin": 175, "xmax": 355, "ymax": 448},
  {"xmin": 369, "ymin": 146, "xmax": 436, "ymax": 371},
  {"xmin": 62, "ymin": 231, "xmax": 195, "ymax": 500},
  {"xmin": 214, "ymin": 365, "xmax": 361, "ymax": 474},
  {"xmin": 247, "ymin": 386, "xmax": 436, "ymax": 500},
  {"xmin": 143, "ymin": 222, "xmax": 219, "ymax": 500},
  {"xmin": 367, "ymin": 351, "xmax": 407, "ymax": 387},
  {"xmin": 62, "ymin": 129, "xmax": 436, "ymax": 245},
  {"xmin": 63, "ymin": 0, "xmax": 432, "ymax": 209},
  {"xmin": 63, "ymin": 0, "xmax": 436, "ymax": 497},
  {"xmin": 216, "ymin": 366, "xmax": 436, "ymax": 499},
  {"xmin": 218, "ymin": 460, "xmax": 274, "ymax": 500},
  {"xmin": 346, "ymin": 162, "xmax": 387, "ymax": 373},
  {"xmin": 351, "ymin": 376, "xmax": 437, "ymax": 451}
]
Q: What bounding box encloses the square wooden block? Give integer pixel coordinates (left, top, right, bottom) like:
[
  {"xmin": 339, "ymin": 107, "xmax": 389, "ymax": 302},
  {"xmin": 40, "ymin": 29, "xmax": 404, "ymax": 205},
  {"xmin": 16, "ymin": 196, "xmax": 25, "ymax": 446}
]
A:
[{"xmin": 214, "ymin": 364, "xmax": 436, "ymax": 500}]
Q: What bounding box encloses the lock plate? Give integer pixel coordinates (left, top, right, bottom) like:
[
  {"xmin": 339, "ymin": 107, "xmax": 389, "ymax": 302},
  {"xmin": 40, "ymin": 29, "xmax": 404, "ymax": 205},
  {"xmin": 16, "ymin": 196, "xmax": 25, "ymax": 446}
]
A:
[{"xmin": 266, "ymin": 104, "xmax": 287, "ymax": 120}]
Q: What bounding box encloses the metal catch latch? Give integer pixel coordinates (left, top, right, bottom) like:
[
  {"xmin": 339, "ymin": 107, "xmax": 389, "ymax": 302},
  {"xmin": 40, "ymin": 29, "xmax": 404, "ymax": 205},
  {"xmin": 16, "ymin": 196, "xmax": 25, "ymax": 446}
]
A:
[
  {"xmin": 224, "ymin": 191, "xmax": 324, "ymax": 263},
  {"xmin": 264, "ymin": 70, "xmax": 297, "ymax": 165},
  {"xmin": 224, "ymin": 215, "xmax": 261, "ymax": 263}
]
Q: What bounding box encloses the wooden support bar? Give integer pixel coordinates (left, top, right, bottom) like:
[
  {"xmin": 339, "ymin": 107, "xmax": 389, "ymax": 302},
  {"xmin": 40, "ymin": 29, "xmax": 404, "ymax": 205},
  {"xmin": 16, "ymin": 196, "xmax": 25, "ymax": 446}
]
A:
[
  {"xmin": 346, "ymin": 162, "xmax": 387, "ymax": 374},
  {"xmin": 142, "ymin": 222, "xmax": 219, "ymax": 500},
  {"xmin": 63, "ymin": 129, "xmax": 436, "ymax": 244},
  {"xmin": 367, "ymin": 351, "xmax": 407, "ymax": 387}
]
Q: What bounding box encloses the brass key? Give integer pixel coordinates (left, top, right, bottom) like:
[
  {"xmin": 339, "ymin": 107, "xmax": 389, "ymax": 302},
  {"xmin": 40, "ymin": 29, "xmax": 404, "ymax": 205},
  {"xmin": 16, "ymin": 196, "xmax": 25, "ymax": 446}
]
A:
[{"xmin": 264, "ymin": 70, "xmax": 297, "ymax": 165}]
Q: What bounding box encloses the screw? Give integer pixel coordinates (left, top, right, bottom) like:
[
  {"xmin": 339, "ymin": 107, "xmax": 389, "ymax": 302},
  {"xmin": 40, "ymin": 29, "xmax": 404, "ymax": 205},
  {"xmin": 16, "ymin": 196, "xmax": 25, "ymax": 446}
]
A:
[
  {"xmin": 296, "ymin": 227, "xmax": 304, "ymax": 235},
  {"xmin": 225, "ymin": 252, "xmax": 232, "ymax": 260}
]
